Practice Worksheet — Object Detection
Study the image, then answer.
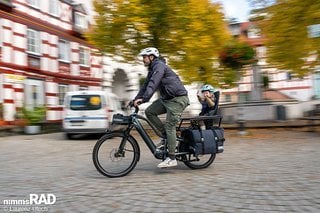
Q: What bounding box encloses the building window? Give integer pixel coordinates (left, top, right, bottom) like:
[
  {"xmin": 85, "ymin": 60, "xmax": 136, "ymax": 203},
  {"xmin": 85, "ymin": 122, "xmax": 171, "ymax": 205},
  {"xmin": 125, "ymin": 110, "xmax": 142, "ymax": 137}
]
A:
[
  {"xmin": 24, "ymin": 79, "xmax": 45, "ymax": 108},
  {"xmin": 79, "ymin": 86, "xmax": 88, "ymax": 91},
  {"xmin": 74, "ymin": 13, "xmax": 88, "ymax": 30},
  {"xmin": 79, "ymin": 47, "xmax": 90, "ymax": 66},
  {"xmin": 0, "ymin": 18, "xmax": 2, "ymax": 60},
  {"xmin": 308, "ymin": 24, "xmax": 320, "ymax": 38},
  {"xmin": 0, "ymin": 0, "xmax": 14, "ymax": 8},
  {"xmin": 224, "ymin": 94, "xmax": 231, "ymax": 102},
  {"xmin": 239, "ymin": 93, "xmax": 250, "ymax": 102},
  {"xmin": 256, "ymin": 46, "xmax": 266, "ymax": 59},
  {"xmin": 27, "ymin": 29, "xmax": 41, "ymax": 55},
  {"xmin": 58, "ymin": 84, "xmax": 68, "ymax": 105},
  {"xmin": 49, "ymin": 0, "xmax": 60, "ymax": 17},
  {"xmin": 0, "ymin": 18, "xmax": 2, "ymax": 45},
  {"xmin": 248, "ymin": 26, "xmax": 261, "ymax": 38},
  {"xmin": 58, "ymin": 39, "xmax": 70, "ymax": 62},
  {"xmin": 27, "ymin": 0, "xmax": 40, "ymax": 8}
]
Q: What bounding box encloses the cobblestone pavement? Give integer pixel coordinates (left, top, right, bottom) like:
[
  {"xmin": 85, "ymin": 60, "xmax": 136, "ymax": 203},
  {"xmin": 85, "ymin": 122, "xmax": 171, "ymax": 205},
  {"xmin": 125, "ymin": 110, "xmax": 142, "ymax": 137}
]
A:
[{"xmin": 0, "ymin": 129, "xmax": 319, "ymax": 213}]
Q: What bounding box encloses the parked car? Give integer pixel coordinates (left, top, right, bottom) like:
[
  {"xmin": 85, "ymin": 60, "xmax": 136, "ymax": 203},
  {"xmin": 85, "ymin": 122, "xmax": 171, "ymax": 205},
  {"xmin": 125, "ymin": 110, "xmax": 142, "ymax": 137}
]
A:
[{"xmin": 62, "ymin": 90, "xmax": 124, "ymax": 139}]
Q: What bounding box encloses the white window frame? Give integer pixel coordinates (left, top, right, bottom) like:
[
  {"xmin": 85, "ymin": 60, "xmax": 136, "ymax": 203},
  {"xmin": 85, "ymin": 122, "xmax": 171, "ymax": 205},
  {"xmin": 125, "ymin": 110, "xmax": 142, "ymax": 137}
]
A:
[
  {"xmin": 74, "ymin": 12, "xmax": 88, "ymax": 30},
  {"xmin": 27, "ymin": 28, "xmax": 41, "ymax": 55},
  {"xmin": 27, "ymin": 0, "xmax": 40, "ymax": 9},
  {"xmin": 0, "ymin": 18, "xmax": 2, "ymax": 47},
  {"xmin": 49, "ymin": 0, "xmax": 60, "ymax": 17},
  {"xmin": 58, "ymin": 84, "xmax": 68, "ymax": 105},
  {"xmin": 58, "ymin": 39, "xmax": 70, "ymax": 62},
  {"xmin": 24, "ymin": 78, "xmax": 45, "ymax": 108},
  {"xmin": 79, "ymin": 47, "xmax": 90, "ymax": 66}
]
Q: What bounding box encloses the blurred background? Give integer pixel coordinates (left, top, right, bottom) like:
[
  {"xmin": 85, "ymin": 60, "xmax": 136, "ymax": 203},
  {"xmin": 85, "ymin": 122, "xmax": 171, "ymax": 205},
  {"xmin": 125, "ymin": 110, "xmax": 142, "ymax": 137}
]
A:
[{"xmin": 0, "ymin": 0, "xmax": 319, "ymax": 134}]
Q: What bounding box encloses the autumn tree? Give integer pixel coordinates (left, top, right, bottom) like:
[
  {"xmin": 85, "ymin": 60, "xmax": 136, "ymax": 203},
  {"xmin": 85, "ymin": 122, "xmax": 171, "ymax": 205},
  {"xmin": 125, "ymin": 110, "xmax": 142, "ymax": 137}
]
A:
[
  {"xmin": 86, "ymin": 0, "xmax": 232, "ymax": 87},
  {"xmin": 248, "ymin": 0, "xmax": 320, "ymax": 76},
  {"xmin": 218, "ymin": 40, "xmax": 256, "ymax": 88}
]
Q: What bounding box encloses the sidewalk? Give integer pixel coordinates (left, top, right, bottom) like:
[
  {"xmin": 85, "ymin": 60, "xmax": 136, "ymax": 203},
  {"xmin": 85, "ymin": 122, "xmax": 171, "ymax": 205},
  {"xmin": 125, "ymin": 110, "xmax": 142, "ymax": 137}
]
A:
[
  {"xmin": 0, "ymin": 123, "xmax": 61, "ymax": 137},
  {"xmin": 0, "ymin": 129, "xmax": 319, "ymax": 212},
  {"xmin": 223, "ymin": 119, "xmax": 320, "ymax": 129}
]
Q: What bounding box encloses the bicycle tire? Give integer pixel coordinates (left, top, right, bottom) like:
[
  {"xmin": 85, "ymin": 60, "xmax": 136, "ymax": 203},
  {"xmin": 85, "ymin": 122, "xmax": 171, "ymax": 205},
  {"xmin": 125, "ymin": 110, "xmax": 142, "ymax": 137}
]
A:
[
  {"xmin": 92, "ymin": 131, "xmax": 140, "ymax": 178},
  {"xmin": 178, "ymin": 141, "xmax": 216, "ymax": 169},
  {"xmin": 183, "ymin": 153, "xmax": 216, "ymax": 169}
]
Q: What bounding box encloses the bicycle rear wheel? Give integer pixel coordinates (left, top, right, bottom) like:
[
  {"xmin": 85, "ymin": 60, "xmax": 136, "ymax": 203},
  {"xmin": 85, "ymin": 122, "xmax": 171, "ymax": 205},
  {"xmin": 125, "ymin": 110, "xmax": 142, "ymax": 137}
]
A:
[
  {"xmin": 92, "ymin": 131, "xmax": 140, "ymax": 178},
  {"xmin": 178, "ymin": 141, "xmax": 216, "ymax": 169},
  {"xmin": 183, "ymin": 154, "xmax": 216, "ymax": 169}
]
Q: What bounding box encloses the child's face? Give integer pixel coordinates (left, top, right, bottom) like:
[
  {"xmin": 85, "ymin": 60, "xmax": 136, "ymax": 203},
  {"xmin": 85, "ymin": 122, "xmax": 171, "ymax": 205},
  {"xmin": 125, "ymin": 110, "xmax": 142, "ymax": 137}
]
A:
[{"xmin": 202, "ymin": 91, "xmax": 212, "ymax": 97}]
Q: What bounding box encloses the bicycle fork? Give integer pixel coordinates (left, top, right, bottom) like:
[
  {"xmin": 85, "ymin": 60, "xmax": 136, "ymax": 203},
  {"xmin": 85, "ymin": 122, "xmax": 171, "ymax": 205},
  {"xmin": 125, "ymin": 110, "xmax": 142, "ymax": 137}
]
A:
[{"xmin": 116, "ymin": 126, "xmax": 133, "ymax": 157}]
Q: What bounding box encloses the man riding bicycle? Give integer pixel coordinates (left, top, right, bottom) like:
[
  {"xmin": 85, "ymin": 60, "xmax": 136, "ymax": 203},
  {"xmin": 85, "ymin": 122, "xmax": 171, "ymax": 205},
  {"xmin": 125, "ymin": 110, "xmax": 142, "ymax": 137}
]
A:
[{"xmin": 133, "ymin": 47, "xmax": 190, "ymax": 168}]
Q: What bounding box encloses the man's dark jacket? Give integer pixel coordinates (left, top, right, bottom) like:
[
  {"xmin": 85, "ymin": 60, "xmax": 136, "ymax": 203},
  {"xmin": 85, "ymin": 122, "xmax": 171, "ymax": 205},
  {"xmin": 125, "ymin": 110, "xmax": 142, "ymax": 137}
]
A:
[{"xmin": 135, "ymin": 58, "xmax": 188, "ymax": 102}]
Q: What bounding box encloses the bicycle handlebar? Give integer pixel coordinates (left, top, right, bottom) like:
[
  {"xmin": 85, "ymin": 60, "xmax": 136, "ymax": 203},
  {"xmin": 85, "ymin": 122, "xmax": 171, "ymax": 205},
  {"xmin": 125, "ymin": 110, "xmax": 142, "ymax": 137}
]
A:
[
  {"xmin": 127, "ymin": 101, "xmax": 140, "ymax": 114},
  {"xmin": 133, "ymin": 105, "xmax": 139, "ymax": 114}
]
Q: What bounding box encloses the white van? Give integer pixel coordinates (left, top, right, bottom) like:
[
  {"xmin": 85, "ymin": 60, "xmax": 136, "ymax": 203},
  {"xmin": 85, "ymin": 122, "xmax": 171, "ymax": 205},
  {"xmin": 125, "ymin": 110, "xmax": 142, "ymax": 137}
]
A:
[{"xmin": 62, "ymin": 90, "xmax": 124, "ymax": 139}]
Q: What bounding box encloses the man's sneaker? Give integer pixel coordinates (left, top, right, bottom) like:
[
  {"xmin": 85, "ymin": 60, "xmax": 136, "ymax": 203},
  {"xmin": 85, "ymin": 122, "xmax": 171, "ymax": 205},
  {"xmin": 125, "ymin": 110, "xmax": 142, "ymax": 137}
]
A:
[{"xmin": 157, "ymin": 157, "xmax": 177, "ymax": 168}]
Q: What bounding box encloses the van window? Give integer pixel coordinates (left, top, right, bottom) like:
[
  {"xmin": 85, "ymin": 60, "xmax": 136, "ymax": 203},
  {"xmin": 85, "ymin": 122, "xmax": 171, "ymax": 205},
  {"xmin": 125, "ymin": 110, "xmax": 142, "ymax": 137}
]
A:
[{"xmin": 70, "ymin": 95, "xmax": 102, "ymax": 110}]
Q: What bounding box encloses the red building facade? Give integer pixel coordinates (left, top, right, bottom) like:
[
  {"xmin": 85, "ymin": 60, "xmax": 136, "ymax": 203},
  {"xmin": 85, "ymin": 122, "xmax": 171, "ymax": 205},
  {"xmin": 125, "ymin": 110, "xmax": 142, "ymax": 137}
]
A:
[{"xmin": 0, "ymin": 0, "xmax": 102, "ymax": 123}]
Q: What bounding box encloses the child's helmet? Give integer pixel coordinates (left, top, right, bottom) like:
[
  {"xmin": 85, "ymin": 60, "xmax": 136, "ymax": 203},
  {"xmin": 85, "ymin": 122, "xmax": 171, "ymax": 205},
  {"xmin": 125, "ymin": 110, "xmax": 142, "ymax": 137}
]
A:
[{"xmin": 201, "ymin": 84, "xmax": 215, "ymax": 93}]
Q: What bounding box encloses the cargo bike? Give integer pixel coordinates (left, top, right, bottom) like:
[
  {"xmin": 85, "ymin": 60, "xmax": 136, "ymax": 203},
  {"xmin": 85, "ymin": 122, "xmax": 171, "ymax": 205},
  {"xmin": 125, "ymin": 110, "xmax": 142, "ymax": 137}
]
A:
[{"xmin": 92, "ymin": 105, "xmax": 225, "ymax": 178}]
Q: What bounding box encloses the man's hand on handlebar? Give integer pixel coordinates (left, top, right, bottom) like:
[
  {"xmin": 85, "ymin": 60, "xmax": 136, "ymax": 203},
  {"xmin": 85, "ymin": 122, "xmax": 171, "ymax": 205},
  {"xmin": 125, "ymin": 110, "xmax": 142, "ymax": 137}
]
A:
[
  {"xmin": 133, "ymin": 99, "xmax": 143, "ymax": 107},
  {"xmin": 127, "ymin": 99, "xmax": 143, "ymax": 108},
  {"xmin": 127, "ymin": 100, "xmax": 133, "ymax": 108}
]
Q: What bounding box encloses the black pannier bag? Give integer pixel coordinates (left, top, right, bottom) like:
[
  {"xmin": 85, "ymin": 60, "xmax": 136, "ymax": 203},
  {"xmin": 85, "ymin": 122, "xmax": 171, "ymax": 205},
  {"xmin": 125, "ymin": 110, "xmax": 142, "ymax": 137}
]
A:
[
  {"xmin": 212, "ymin": 127, "xmax": 225, "ymax": 153},
  {"xmin": 181, "ymin": 127, "xmax": 225, "ymax": 155},
  {"xmin": 112, "ymin": 114, "xmax": 131, "ymax": 125}
]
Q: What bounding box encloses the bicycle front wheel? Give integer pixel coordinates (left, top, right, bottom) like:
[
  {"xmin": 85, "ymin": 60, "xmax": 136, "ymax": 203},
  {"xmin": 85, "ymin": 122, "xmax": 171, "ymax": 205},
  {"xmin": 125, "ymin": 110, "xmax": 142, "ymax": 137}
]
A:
[{"xmin": 92, "ymin": 131, "xmax": 140, "ymax": 178}]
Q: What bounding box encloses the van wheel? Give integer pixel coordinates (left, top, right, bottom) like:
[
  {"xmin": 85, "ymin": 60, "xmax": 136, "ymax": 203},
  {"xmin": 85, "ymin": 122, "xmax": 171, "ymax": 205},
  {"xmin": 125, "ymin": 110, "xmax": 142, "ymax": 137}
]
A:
[{"xmin": 65, "ymin": 133, "xmax": 74, "ymax": 140}]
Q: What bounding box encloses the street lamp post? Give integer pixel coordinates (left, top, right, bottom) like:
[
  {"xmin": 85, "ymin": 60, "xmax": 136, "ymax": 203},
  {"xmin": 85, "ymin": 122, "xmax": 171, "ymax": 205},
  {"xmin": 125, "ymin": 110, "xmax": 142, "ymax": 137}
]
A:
[
  {"xmin": 237, "ymin": 69, "xmax": 246, "ymax": 135},
  {"xmin": 218, "ymin": 40, "xmax": 256, "ymax": 135}
]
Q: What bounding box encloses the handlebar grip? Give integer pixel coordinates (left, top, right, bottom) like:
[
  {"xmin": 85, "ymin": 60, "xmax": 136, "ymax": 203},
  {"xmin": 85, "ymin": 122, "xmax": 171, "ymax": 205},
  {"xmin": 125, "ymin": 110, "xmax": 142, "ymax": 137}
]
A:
[
  {"xmin": 127, "ymin": 101, "xmax": 139, "ymax": 113},
  {"xmin": 134, "ymin": 106, "xmax": 139, "ymax": 114},
  {"xmin": 127, "ymin": 101, "xmax": 134, "ymax": 108}
]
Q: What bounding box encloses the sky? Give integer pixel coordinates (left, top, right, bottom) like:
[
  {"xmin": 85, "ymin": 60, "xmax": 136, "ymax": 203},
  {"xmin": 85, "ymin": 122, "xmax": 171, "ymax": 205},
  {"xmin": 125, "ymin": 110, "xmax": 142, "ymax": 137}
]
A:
[
  {"xmin": 213, "ymin": 0, "xmax": 251, "ymax": 22},
  {"xmin": 78, "ymin": 0, "xmax": 251, "ymax": 23}
]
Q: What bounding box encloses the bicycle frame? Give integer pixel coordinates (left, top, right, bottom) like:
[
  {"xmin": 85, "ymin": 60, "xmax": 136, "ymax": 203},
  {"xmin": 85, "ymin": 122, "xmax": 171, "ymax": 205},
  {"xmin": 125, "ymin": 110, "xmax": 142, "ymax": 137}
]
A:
[
  {"xmin": 115, "ymin": 106, "xmax": 223, "ymax": 160},
  {"xmin": 116, "ymin": 107, "xmax": 163, "ymax": 158}
]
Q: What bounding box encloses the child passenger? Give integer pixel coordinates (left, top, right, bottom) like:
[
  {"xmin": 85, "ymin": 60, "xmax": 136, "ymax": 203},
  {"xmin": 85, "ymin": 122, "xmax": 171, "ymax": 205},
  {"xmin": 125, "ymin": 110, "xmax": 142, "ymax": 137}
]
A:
[{"xmin": 197, "ymin": 84, "xmax": 220, "ymax": 129}]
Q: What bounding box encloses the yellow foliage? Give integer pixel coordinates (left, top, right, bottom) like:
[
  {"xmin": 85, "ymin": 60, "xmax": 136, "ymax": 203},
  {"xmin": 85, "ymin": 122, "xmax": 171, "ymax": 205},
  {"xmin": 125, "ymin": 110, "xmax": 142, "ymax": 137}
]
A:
[
  {"xmin": 257, "ymin": 0, "xmax": 320, "ymax": 76},
  {"xmin": 87, "ymin": 0, "xmax": 234, "ymax": 87}
]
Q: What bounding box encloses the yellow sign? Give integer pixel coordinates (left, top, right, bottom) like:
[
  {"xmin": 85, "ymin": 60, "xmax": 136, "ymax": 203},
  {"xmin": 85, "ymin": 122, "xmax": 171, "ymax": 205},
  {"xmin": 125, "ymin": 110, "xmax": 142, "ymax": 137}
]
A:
[
  {"xmin": 4, "ymin": 74, "xmax": 25, "ymax": 83},
  {"xmin": 90, "ymin": 97, "xmax": 101, "ymax": 105}
]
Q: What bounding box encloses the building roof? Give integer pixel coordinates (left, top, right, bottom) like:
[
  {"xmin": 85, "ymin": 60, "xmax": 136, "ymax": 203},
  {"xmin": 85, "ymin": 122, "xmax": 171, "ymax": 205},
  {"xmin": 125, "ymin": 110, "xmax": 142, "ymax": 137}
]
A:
[{"xmin": 263, "ymin": 89, "xmax": 296, "ymax": 101}]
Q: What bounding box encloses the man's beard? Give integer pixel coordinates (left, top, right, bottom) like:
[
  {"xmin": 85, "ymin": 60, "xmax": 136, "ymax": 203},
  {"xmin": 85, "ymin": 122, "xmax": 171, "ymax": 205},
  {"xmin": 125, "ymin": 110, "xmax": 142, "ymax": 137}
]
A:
[{"xmin": 143, "ymin": 61, "xmax": 150, "ymax": 67}]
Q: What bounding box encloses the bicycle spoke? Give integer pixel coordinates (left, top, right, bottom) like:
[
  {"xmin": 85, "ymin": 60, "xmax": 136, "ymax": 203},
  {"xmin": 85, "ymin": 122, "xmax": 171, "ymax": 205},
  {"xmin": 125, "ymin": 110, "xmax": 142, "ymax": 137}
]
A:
[{"xmin": 93, "ymin": 132, "xmax": 139, "ymax": 178}]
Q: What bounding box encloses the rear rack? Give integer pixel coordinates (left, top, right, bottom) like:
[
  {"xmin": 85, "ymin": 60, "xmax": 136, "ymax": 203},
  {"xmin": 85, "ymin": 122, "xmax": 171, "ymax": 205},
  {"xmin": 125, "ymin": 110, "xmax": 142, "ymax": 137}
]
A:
[{"xmin": 177, "ymin": 115, "xmax": 223, "ymax": 131}]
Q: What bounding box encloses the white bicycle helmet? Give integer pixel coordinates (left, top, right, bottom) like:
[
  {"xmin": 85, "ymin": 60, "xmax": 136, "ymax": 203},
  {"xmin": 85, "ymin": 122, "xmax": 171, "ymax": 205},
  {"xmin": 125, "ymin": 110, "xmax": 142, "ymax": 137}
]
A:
[
  {"xmin": 139, "ymin": 47, "xmax": 160, "ymax": 57},
  {"xmin": 201, "ymin": 84, "xmax": 215, "ymax": 93}
]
